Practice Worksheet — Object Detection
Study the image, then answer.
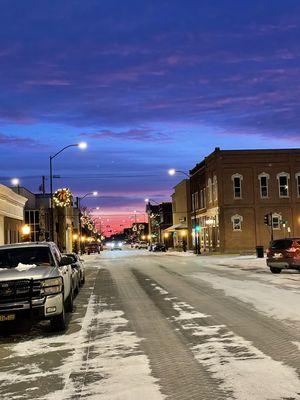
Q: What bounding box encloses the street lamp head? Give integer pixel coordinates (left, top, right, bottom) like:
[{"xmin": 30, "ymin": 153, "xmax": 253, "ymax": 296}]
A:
[
  {"xmin": 11, "ymin": 178, "xmax": 20, "ymax": 186},
  {"xmin": 21, "ymin": 225, "xmax": 31, "ymax": 235},
  {"xmin": 144, "ymin": 198, "xmax": 149, "ymax": 202},
  {"xmin": 168, "ymin": 168, "xmax": 176, "ymax": 176},
  {"xmin": 92, "ymin": 191, "xmax": 98, "ymax": 196},
  {"xmin": 78, "ymin": 142, "xmax": 87, "ymax": 150}
]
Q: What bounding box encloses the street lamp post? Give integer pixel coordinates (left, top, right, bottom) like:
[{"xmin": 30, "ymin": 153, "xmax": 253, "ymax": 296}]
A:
[
  {"xmin": 77, "ymin": 191, "xmax": 98, "ymax": 248},
  {"xmin": 11, "ymin": 178, "xmax": 20, "ymax": 194},
  {"xmin": 167, "ymin": 168, "xmax": 200, "ymax": 254},
  {"xmin": 77, "ymin": 191, "xmax": 98, "ymax": 210},
  {"xmin": 168, "ymin": 169, "xmax": 190, "ymax": 178},
  {"xmin": 144, "ymin": 198, "xmax": 159, "ymax": 205},
  {"xmin": 49, "ymin": 142, "xmax": 87, "ymax": 241}
]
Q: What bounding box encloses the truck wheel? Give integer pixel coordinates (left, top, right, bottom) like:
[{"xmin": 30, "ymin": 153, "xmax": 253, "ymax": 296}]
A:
[
  {"xmin": 50, "ymin": 305, "xmax": 66, "ymax": 332},
  {"xmin": 270, "ymin": 267, "xmax": 282, "ymax": 274},
  {"xmin": 65, "ymin": 289, "xmax": 74, "ymax": 312}
]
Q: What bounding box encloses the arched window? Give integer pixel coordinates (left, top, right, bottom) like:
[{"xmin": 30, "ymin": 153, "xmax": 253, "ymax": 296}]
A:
[
  {"xmin": 213, "ymin": 175, "xmax": 218, "ymax": 201},
  {"xmin": 207, "ymin": 178, "xmax": 212, "ymax": 203},
  {"xmin": 272, "ymin": 213, "xmax": 282, "ymax": 230},
  {"xmin": 295, "ymin": 172, "xmax": 300, "ymax": 197},
  {"xmin": 258, "ymin": 172, "xmax": 270, "ymax": 198},
  {"xmin": 231, "ymin": 173, "xmax": 243, "ymax": 199},
  {"xmin": 276, "ymin": 172, "xmax": 290, "ymax": 198},
  {"xmin": 231, "ymin": 214, "xmax": 243, "ymax": 231}
]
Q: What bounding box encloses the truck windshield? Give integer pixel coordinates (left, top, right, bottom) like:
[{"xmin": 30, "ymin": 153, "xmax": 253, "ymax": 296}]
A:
[{"xmin": 0, "ymin": 247, "xmax": 54, "ymax": 269}]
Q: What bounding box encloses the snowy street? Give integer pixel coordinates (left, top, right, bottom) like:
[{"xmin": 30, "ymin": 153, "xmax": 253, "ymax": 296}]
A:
[{"xmin": 1, "ymin": 250, "xmax": 300, "ymax": 399}]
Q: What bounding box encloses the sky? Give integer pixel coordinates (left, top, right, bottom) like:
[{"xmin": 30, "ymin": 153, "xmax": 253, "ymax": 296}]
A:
[{"xmin": 1, "ymin": 0, "xmax": 300, "ymax": 234}]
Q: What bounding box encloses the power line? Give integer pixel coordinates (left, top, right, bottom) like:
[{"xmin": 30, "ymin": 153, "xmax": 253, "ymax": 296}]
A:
[{"xmin": 0, "ymin": 173, "xmax": 161, "ymax": 180}]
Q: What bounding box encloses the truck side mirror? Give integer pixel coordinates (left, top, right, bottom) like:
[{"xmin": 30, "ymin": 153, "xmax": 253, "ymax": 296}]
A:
[{"xmin": 60, "ymin": 256, "xmax": 73, "ymax": 267}]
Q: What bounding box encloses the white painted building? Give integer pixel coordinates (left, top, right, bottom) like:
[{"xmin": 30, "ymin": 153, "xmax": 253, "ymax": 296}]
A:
[{"xmin": 0, "ymin": 184, "xmax": 27, "ymax": 245}]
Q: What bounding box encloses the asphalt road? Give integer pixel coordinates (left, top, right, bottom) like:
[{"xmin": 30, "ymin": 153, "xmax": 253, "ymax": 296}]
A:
[{"xmin": 1, "ymin": 249, "xmax": 300, "ymax": 400}]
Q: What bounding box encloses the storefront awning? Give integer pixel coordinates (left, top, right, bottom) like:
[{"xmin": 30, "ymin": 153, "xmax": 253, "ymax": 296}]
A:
[{"xmin": 164, "ymin": 224, "xmax": 188, "ymax": 232}]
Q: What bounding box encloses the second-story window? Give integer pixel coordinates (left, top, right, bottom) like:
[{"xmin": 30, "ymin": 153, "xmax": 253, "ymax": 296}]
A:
[
  {"xmin": 231, "ymin": 173, "xmax": 243, "ymax": 199},
  {"xmin": 213, "ymin": 175, "xmax": 218, "ymax": 201},
  {"xmin": 207, "ymin": 178, "xmax": 212, "ymax": 203},
  {"xmin": 296, "ymin": 173, "xmax": 300, "ymax": 197},
  {"xmin": 192, "ymin": 192, "xmax": 199, "ymax": 211},
  {"xmin": 258, "ymin": 172, "xmax": 269, "ymax": 199},
  {"xmin": 200, "ymin": 189, "xmax": 206, "ymax": 209},
  {"xmin": 277, "ymin": 172, "xmax": 290, "ymax": 198}
]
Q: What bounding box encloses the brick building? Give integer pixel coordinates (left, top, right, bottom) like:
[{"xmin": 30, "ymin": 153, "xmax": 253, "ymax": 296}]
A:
[
  {"xmin": 190, "ymin": 147, "xmax": 300, "ymax": 253},
  {"xmin": 146, "ymin": 202, "xmax": 173, "ymax": 245},
  {"xmin": 166, "ymin": 179, "xmax": 192, "ymax": 250}
]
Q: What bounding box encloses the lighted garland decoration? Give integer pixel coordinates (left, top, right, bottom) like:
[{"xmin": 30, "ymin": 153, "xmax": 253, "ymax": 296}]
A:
[
  {"xmin": 81, "ymin": 211, "xmax": 96, "ymax": 231},
  {"xmin": 53, "ymin": 188, "xmax": 73, "ymax": 207}
]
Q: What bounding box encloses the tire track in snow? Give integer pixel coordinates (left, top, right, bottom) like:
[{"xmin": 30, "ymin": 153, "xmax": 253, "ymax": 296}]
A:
[{"xmin": 139, "ymin": 273, "xmax": 300, "ymax": 400}]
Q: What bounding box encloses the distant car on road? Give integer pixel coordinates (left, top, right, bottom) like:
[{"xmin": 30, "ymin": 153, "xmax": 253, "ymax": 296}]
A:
[
  {"xmin": 266, "ymin": 238, "xmax": 300, "ymax": 273},
  {"xmin": 151, "ymin": 243, "xmax": 167, "ymax": 252},
  {"xmin": 107, "ymin": 241, "xmax": 123, "ymax": 250},
  {"xmin": 0, "ymin": 242, "xmax": 74, "ymax": 331},
  {"xmin": 85, "ymin": 243, "xmax": 100, "ymax": 255}
]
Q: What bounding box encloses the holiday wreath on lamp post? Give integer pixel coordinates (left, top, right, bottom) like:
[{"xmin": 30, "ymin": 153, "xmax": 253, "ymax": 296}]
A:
[
  {"xmin": 53, "ymin": 188, "xmax": 73, "ymax": 207},
  {"xmin": 80, "ymin": 210, "xmax": 95, "ymax": 232}
]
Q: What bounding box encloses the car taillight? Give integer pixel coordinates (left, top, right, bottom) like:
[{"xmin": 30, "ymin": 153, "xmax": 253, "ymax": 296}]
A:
[{"xmin": 287, "ymin": 247, "xmax": 297, "ymax": 253}]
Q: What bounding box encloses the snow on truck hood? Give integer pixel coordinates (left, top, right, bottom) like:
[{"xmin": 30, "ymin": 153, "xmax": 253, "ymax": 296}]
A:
[{"xmin": 0, "ymin": 264, "xmax": 57, "ymax": 281}]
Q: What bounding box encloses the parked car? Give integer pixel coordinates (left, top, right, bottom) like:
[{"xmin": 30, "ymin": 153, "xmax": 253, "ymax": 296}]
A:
[
  {"xmin": 85, "ymin": 243, "xmax": 100, "ymax": 255},
  {"xmin": 152, "ymin": 243, "xmax": 167, "ymax": 252},
  {"xmin": 138, "ymin": 241, "xmax": 148, "ymax": 249},
  {"xmin": 266, "ymin": 238, "xmax": 300, "ymax": 273},
  {"xmin": 0, "ymin": 242, "xmax": 74, "ymax": 331},
  {"xmin": 65, "ymin": 253, "xmax": 85, "ymax": 289}
]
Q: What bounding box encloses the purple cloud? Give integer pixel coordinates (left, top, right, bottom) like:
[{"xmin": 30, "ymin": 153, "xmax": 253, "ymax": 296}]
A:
[
  {"xmin": 81, "ymin": 128, "xmax": 172, "ymax": 142},
  {"xmin": 0, "ymin": 132, "xmax": 37, "ymax": 146}
]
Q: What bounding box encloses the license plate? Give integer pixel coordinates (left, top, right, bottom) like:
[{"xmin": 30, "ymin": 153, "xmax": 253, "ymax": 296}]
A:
[
  {"xmin": 0, "ymin": 314, "xmax": 15, "ymax": 322},
  {"xmin": 274, "ymin": 253, "xmax": 283, "ymax": 259}
]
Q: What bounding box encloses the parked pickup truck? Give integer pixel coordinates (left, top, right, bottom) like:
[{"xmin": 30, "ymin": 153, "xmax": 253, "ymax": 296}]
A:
[{"xmin": 0, "ymin": 242, "xmax": 74, "ymax": 331}]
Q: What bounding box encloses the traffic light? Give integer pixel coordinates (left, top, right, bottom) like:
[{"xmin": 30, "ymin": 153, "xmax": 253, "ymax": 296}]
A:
[
  {"xmin": 195, "ymin": 225, "xmax": 201, "ymax": 233},
  {"xmin": 264, "ymin": 213, "xmax": 271, "ymax": 226}
]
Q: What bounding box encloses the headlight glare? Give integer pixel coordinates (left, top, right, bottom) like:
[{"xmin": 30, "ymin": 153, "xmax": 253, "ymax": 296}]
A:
[
  {"xmin": 41, "ymin": 277, "xmax": 62, "ymax": 287},
  {"xmin": 43, "ymin": 286, "xmax": 61, "ymax": 295},
  {"xmin": 40, "ymin": 277, "xmax": 63, "ymax": 295}
]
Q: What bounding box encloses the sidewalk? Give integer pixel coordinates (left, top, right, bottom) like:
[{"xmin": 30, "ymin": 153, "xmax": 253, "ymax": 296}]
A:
[
  {"xmin": 164, "ymin": 250, "xmax": 267, "ymax": 269},
  {"xmin": 208, "ymin": 255, "xmax": 267, "ymax": 270}
]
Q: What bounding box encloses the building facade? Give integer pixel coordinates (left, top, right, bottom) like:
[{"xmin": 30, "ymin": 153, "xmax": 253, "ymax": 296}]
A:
[
  {"xmin": 146, "ymin": 203, "xmax": 160, "ymax": 243},
  {"xmin": 166, "ymin": 179, "xmax": 192, "ymax": 250},
  {"xmin": 13, "ymin": 187, "xmax": 75, "ymax": 252},
  {"xmin": 190, "ymin": 148, "xmax": 300, "ymax": 253},
  {"xmin": 158, "ymin": 202, "xmax": 173, "ymax": 246},
  {"xmin": 0, "ymin": 184, "xmax": 27, "ymax": 245}
]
